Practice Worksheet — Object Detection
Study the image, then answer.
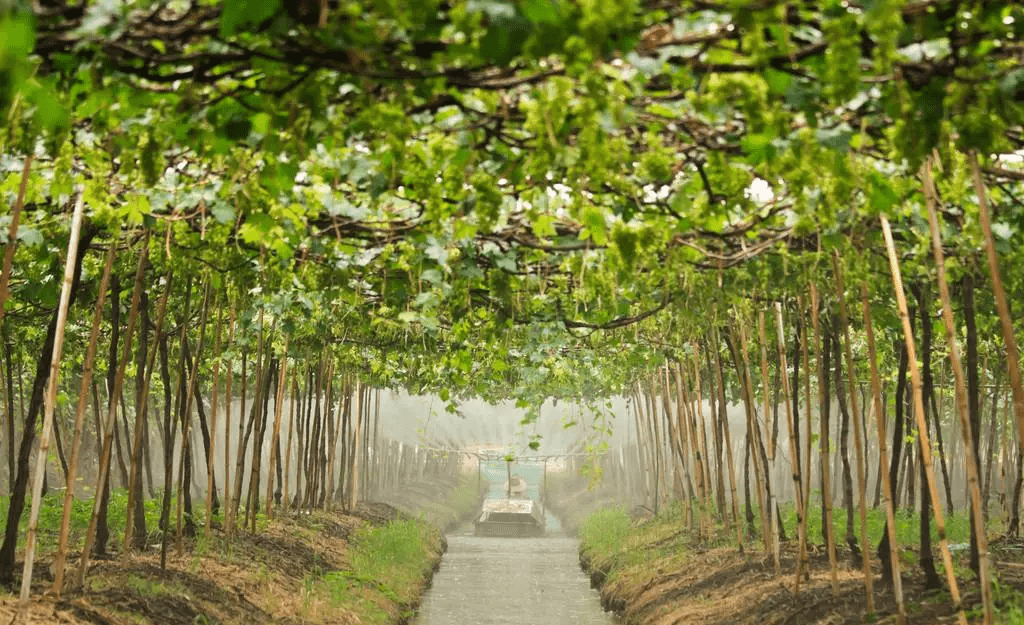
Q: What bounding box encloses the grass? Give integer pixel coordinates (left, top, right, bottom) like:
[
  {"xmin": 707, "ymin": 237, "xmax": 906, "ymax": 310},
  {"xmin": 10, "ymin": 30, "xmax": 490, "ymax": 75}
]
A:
[
  {"xmin": 579, "ymin": 499, "xmax": 1024, "ymax": 623},
  {"xmin": 579, "ymin": 502, "xmax": 693, "ymax": 587},
  {"xmin": 777, "ymin": 500, "xmax": 973, "ymax": 551},
  {"xmin": 312, "ymin": 519, "xmax": 440, "ymax": 625},
  {"xmin": 0, "ymin": 487, "xmax": 198, "ymax": 558},
  {"xmin": 123, "ymin": 572, "xmax": 188, "ymax": 598}
]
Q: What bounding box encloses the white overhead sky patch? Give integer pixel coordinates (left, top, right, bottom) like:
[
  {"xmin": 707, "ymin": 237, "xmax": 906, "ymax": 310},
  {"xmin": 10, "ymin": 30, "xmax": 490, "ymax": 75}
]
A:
[
  {"xmin": 745, "ymin": 178, "xmax": 775, "ymax": 203},
  {"xmin": 998, "ymin": 150, "xmax": 1024, "ymax": 164}
]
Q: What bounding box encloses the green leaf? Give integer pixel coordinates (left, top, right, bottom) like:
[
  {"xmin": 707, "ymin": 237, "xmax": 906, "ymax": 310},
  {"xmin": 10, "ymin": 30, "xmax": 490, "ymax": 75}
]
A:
[
  {"xmin": 479, "ymin": 13, "xmax": 533, "ymax": 64},
  {"xmin": 815, "ymin": 126, "xmax": 853, "ymax": 152},
  {"xmin": 741, "ymin": 132, "xmax": 775, "ymax": 164},
  {"xmin": 0, "ymin": 15, "xmax": 36, "ymax": 59},
  {"xmin": 17, "ymin": 227, "xmax": 44, "ymax": 247},
  {"xmin": 240, "ymin": 212, "xmax": 277, "ymax": 245},
  {"xmin": 868, "ymin": 172, "xmax": 899, "ymax": 215},
  {"xmin": 763, "ymin": 69, "xmax": 792, "ymax": 97},
  {"xmin": 221, "ymin": 0, "xmax": 282, "ymax": 36},
  {"xmin": 221, "ymin": 114, "xmax": 252, "ymax": 140},
  {"xmin": 581, "ymin": 205, "xmax": 607, "ymax": 246},
  {"xmin": 251, "ymin": 112, "xmax": 271, "ymax": 134},
  {"xmin": 520, "ymin": 0, "xmax": 563, "ymax": 25}
]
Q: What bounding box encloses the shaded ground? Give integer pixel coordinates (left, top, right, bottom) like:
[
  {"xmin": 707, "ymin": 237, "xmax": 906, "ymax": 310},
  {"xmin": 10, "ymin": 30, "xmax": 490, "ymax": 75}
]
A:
[{"xmin": 582, "ymin": 521, "xmax": 1024, "ymax": 625}]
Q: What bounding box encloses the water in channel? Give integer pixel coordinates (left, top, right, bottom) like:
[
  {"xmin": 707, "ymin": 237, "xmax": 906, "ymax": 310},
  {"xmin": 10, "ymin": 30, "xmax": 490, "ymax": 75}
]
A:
[{"xmin": 416, "ymin": 518, "xmax": 619, "ymax": 625}]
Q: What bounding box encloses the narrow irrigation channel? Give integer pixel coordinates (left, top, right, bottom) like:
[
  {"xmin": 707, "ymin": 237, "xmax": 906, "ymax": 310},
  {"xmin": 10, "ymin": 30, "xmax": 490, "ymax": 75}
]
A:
[{"xmin": 417, "ymin": 519, "xmax": 618, "ymax": 625}]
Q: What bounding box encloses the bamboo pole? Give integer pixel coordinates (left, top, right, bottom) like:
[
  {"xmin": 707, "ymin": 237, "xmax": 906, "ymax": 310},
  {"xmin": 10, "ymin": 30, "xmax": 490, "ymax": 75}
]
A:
[
  {"xmin": 283, "ymin": 373, "xmax": 297, "ymax": 512},
  {"xmin": 52, "ymin": 241, "xmax": 115, "ymax": 596},
  {"xmin": 177, "ymin": 279, "xmax": 211, "ymax": 553},
  {"xmin": 774, "ymin": 302, "xmax": 808, "ymax": 589},
  {"xmin": 732, "ymin": 321, "xmax": 771, "ymax": 553},
  {"xmin": 880, "ymin": 215, "xmax": 966, "ymax": 625},
  {"xmin": 831, "ymin": 257, "xmax": 874, "ymax": 610},
  {"xmin": 672, "ymin": 363, "xmax": 697, "ymax": 529},
  {"xmin": 712, "ymin": 328, "xmax": 743, "ymax": 548},
  {"xmin": 810, "ymin": 283, "xmax": 840, "ymax": 593},
  {"xmin": 347, "ymin": 378, "xmax": 362, "ymax": 511},
  {"xmin": 970, "ymin": 152, "xmax": 1024, "ymax": 483},
  {"xmin": 17, "ymin": 192, "xmax": 86, "ymax": 614},
  {"xmin": 862, "ymin": 282, "xmax": 905, "ymax": 622},
  {"xmin": 76, "ymin": 233, "xmax": 148, "ymax": 588},
  {"xmin": 266, "ymin": 337, "xmax": 290, "ymax": 517},
  {"xmin": 676, "ymin": 364, "xmax": 704, "ymax": 519},
  {"xmin": 691, "ymin": 348, "xmax": 715, "ymax": 533},
  {"xmin": 799, "ymin": 297, "xmax": 813, "ymax": 559},
  {"xmin": 222, "ymin": 303, "xmax": 235, "ymax": 531},
  {"xmin": 124, "ymin": 260, "xmax": 170, "ymax": 554},
  {"xmin": 205, "ymin": 290, "xmax": 225, "ymax": 538},
  {"xmin": 756, "ymin": 312, "xmax": 781, "ymax": 573},
  {"xmin": 924, "ymin": 161, "xmax": 993, "ymax": 624}
]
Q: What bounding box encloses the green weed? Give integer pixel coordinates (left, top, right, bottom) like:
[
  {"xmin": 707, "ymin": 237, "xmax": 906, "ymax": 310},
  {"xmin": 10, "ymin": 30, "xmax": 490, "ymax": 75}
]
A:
[{"xmin": 314, "ymin": 519, "xmax": 438, "ymax": 625}]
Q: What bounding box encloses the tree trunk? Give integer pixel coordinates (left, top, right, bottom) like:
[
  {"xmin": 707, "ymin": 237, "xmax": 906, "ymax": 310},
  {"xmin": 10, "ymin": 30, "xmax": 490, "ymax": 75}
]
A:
[
  {"xmin": 963, "ymin": 273, "xmax": 982, "ymax": 575},
  {"xmin": 5, "ymin": 334, "xmax": 16, "ymax": 492},
  {"xmin": 94, "ymin": 272, "xmax": 123, "ymax": 557},
  {"xmin": 912, "ymin": 283, "xmax": 941, "ymax": 590},
  {"xmin": 124, "ymin": 280, "xmax": 152, "ymax": 553},
  {"xmin": 811, "ymin": 288, "xmax": 839, "ymax": 593},
  {"xmin": 879, "ymin": 340, "xmax": 909, "ymax": 569},
  {"xmin": 832, "ymin": 255, "xmax": 874, "ymax": 609},
  {"xmin": 177, "ymin": 282, "xmax": 212, "ymax": 547},
  {"xmin": 712, "ymin": 329, "xmax": 741, "ymax": 546},
  {"xmin": 160, "ymin": 276, "xmax": 191, "ymax": 568},
  {"xmin": 267, "ymin": 340, "xmax": 290, "ymax": 517},
  {"xmin": 971, "ymin": 152, "xmax": 1024, "ymax": 547},
  {"xmin": 832, "ymin": 321, "xmax": 857, "ymax": 558}
]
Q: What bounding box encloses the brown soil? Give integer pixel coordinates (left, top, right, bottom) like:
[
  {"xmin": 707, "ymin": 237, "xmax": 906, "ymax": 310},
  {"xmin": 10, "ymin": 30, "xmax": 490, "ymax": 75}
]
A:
[
  {"xmin": 0, "ymin": 502, "xmax": 439, "ymax": 625},
  {"xmin": 584, "ymin": 535, "xmax": 1024, "ymax": 625}
]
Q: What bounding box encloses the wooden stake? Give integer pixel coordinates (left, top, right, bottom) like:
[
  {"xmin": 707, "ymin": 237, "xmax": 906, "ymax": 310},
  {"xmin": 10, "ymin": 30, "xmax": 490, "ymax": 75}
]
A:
[
  {"xmin": 880, "ymin": 215, "xmax": 966, "ymax": 625},
  {"xmin": 266, "ymin": 337, "xmax": 290, "ymax": 517},
  {"xmin": 77, "ymin": 235, "xmax": 148, "ymax": 588},
  {"xmin": 205, "ymin": 289, "xmax": 225, "ymax": 538},
  {"xmin": 970, "ymin": 152, "xmax": 1024, "ymax": 487},
  {"xmin": 222, "ymin": 303, "xmax": 236, "ymax": 532},
  {"xmin": 775, "ymin": 302, "xmax": 808, "ymax": 590},
  {"xmin": 756, "ymin": 312, "xmax": 782, "ymax": 574},
  {"xmin": 862, "ymin": 282, "xmax": 905, "ymax": 623},
  {"xmin": 17, "ymin": 191, "xmax": 85, "ymax": 613},
  {"xmin": 124, "ymin": 262, "xmax": 171, "ymax": 554},
  {"xmin": 691, "ymin": 346, "xmax": 715, "ymax": 534},
  {"xmin": 831, "ymin": 256, "xmax": 874, "ymax": 610},
  {"xmin": 712, "ymin": 328, "xmax": 743, "ymax": 548},
  {"xmin": 925, "ymin": 160, "xmax": 993, "ymax": 624},
  {"xmin": 732, "ymin": 320, "xmax": 771, "ymax": 553},
  {"xmin": 52, "ymin": 241, "xmax": 115, "ymax": 596},
  {"xmin": 810, "ymin": 283, "xmax": 840, "ymax": 594},
  {"xmin": 177, "ymin": 279, "xmax": 211, "ymax": 553}
]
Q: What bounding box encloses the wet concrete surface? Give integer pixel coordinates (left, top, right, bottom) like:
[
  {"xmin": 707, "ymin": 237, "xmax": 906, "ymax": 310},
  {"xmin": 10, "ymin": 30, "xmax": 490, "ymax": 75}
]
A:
[{"xmin": 417, "ymin": 521, "xmax": 618, "ymax": 625}]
